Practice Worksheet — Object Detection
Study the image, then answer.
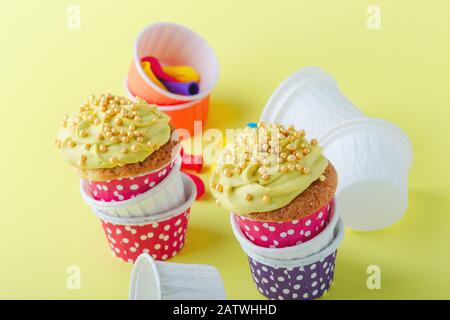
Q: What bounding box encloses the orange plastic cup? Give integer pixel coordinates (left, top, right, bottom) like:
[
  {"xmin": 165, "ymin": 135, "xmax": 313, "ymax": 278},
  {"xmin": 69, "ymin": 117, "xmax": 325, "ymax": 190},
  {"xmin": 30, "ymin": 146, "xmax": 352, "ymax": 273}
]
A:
[
  {"xmin": 127, "ymin": 22, "xmax": 219, "ymax": 106},
  {"xmin": 125, "ymin": 78, "xmax": 209, "ymax": 135}
]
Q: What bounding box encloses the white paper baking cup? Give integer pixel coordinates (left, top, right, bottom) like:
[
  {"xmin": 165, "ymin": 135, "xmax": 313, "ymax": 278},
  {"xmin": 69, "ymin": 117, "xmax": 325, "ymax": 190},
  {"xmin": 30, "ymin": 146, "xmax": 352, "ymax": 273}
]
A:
[
  {"xmin": 320, "ymin": 118, "xmax": 413, "ymax": 231},
  {"xmin": 129, "ymin": 253, "xmax": 226, "ymax": 300},
  {"xmin": 231, "ymin": 206, "xmax": 340, "ymax": 261},
  {"xmin": 260, "ymin": 67, "xmax": 364, "ymax": 140},
  {"xmin": 80, "ymin": 161, "xmax": 185, "ymax": 218},
  {"xmin": 242, "ymin": 216, "xmax": 344, "ymax": 269},
  {"xmin": 132, "ymin": 22, "xmax": 219, "ymax": 103}
]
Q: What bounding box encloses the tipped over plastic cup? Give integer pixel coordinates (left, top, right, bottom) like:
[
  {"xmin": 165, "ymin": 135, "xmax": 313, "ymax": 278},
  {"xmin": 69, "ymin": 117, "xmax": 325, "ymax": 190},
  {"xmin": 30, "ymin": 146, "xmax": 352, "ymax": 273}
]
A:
[
  {"xmin": 260, "ymin": 67, "xmax": 364, "ymax": 140},
  {"xmin": 129, "ymin": 254, "xmax": 226, "ymax": 300},
  {"xmin": 320, "ymin": 118, "xmax": 413, "ymax": 231}
]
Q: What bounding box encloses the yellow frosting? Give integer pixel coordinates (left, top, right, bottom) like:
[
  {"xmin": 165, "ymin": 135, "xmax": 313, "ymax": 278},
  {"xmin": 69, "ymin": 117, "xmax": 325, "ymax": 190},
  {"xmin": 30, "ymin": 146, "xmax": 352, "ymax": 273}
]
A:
[
  {"xmin": 55, "ymin": 94, "xmax": 171, "ymax": 170},
  {"xmin": 210, "ymin": 123, "xmax": 328, "ymax": 215}
]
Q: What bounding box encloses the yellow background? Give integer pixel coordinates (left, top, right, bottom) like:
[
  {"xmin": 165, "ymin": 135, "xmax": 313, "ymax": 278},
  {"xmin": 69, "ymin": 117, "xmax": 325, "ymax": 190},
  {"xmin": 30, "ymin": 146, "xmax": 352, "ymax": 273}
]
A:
[{"xmin": 1, "ymin": 0, "xmax": 449, "ymax": 299}]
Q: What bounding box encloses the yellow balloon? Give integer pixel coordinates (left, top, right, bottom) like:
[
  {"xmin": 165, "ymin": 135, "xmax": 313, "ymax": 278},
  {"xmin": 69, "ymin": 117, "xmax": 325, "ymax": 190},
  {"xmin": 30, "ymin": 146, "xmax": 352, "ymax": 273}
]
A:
[
  {"xmin": 162, "ymin": 65, "xmax": 200, "ymax": 83},
  {"xmin": 141, "ymin": 61, "xmax": 166, "ymax": 89}
]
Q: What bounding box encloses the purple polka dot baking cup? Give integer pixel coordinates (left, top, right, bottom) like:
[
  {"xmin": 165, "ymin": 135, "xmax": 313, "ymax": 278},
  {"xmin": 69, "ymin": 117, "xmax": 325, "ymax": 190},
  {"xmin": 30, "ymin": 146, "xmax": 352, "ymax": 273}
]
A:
[
  {"xmin": 80, "ymin": 161, "xmax": 186, "ymax": 218},
  {"xmin": 234, "ymin": 213, "xmax": 344, "ymax": 300},
  {"xmin": 248, "ymin": 251, "xmax": 338, "ymax": 300}
]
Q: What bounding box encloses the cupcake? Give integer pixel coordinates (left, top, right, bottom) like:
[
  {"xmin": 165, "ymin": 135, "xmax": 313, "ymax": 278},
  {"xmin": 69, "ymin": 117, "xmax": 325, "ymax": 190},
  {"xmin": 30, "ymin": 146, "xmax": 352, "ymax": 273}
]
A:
[
  {"xmin": 210, "ymin": 123, "xmax": 337, "ymax": 248},
  {"xmin": 55, "ymin": 94, "xmax": 181, "ymax": 202}
]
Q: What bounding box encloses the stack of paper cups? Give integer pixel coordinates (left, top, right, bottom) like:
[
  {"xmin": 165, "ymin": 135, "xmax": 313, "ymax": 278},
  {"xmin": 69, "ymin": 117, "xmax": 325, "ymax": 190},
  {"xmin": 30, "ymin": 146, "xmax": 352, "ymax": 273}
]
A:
[
  {"xmin": 80, "ymin": 156, "xmax": 197, "ymax": 262},
  {"xmin": 126, "ymin": 22, "xmax": 219, "ymax": 135},
  {"xmin": 231, "ymin": 206, "xmax": 344, "ymax": 300},
  {"xmin": 260, "ymin": 67, "xmax": 413, "ymax": 231}
]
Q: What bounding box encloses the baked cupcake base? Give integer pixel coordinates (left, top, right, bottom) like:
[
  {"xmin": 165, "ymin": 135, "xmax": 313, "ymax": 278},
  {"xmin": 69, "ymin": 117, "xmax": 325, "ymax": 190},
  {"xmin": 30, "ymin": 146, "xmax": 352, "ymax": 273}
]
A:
[
  {"xmin": 76, "ymin": 139, "xmax": 180, "ymax": 182},
  {"xmin": 246, "ymin": 163, "xmax": 337, "ymax": 222}
]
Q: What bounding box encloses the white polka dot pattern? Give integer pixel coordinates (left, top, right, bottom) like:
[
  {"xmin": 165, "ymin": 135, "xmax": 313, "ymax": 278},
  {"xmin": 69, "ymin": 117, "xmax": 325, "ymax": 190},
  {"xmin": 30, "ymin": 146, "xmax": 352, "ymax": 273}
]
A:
[
  {"xmin": 100, "ymin": 208, "xmax": 190, "ymax": 262},
  {"xmin": 235, "ymin": 200, "xmax": 334, "ymax": 248},
  {"xmin": 248, "ymin": 250, "xmax": 338, "ymax": 300},
  {"xmin": 88, "ymin": 160, "xmax": 176, "ymax": 202}
]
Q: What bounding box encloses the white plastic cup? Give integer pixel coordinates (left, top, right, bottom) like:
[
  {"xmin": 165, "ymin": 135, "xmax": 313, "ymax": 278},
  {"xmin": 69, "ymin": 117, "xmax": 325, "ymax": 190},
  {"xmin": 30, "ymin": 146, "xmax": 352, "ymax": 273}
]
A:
[
  {"xmin": 80, "ymin": 161, "xmax": 185, "ymax": 218},
  {"xmin": 129, "ymin": 253, "xmax": 226, "ymax": 300},
  {"xmin": 260, "ymin": 67, "xmax": 364, "ymax": 140},
  {"xmin": 230, "ymin": 206, "xmax": 340, "ymax": 260},
  {"xmin": 320, "ymin": 118, "xmax": 413, "ymax": 231}
]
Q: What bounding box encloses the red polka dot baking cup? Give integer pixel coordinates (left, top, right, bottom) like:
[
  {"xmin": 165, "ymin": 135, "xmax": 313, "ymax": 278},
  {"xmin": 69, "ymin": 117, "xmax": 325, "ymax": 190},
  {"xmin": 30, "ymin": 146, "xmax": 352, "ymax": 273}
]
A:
[
  {"xmin": 234, "ymin": 200, "xmax": 334, "ymax": 249},
  {"xmin": 80, "ymin": 161, "xmax": 185, "ymax": 218},
  {"xmin": 230, "ymin": 203, "xmax": 339, "ymax": 261},
  {"xmin": 234, "ymin": 211, "xmax": 345, "ymax": 300},
  {"xmin": 93, "ymin": 173, "xmax": 196, "ymax": 262},
  {"xmin": 87, "ymin": 157, "xmax": 178, "ymax": 202}
]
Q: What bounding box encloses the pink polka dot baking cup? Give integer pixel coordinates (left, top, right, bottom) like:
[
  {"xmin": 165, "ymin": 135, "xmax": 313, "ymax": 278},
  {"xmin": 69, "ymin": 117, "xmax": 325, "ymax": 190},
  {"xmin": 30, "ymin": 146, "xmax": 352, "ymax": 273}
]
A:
[
  {"xmin": 87, "ymin": 157, "xmax": 177, "ymax": 202},
  {"xmin": 234, "ymin": 200, "xmax": 334, "ymax": 249},
  {"xmin": 80, "ymin": 161, "xmax": 185, "ymax": 218},
  {"xmin": 93, "ymin": 173, "xmax": 196, "ymax": 262}
]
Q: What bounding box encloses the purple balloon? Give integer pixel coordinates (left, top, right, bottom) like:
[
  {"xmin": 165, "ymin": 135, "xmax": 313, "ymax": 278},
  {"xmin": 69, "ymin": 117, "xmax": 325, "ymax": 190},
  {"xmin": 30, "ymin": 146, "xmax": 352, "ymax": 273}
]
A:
[{"xmin": 162, "ymin": 80, "xmax": 199, "ymax": 96}]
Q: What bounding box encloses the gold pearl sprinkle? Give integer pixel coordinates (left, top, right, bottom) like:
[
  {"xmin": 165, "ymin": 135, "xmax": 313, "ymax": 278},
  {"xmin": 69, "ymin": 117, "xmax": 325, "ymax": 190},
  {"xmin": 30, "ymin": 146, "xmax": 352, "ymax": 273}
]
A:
[
  {"xmin": 121, "ymin": 147, "xmax": 128, "ymax": 154},
  {"xmin": 215, "ymin": 184, "xmax": 223, "ymax": 193},
  {"xmin": 310, "ymin": 139, "xmax": 318, "ymax": 146},
  {"xmin": 111, "ymin": 136, "xmax": 120, "ymax": 143},
  {"xmin": 97, "ymin": 133, "xmax": 104, "ymax": 140},
  {"xmin": 288, "ymin": 164, "xmax": 295, "ymax": 171},
  {"xmin": 136, "ymin": 137, "xmax": 144, "ymax": 143},
  {"xmin": 109, "ymin": 157, "xmax": 118, "ymax": 164},
  {"xmin": 80, "ymin": 130, "xmax": 88, "ymax": 138},
  {"xmin": 295, "ymin": 151, "xmax": 303, "ymax": 160},
  {"xmin": 68, "ymin": 140, "xmax": 76, "ymax": 148},
  {"xmin": 129, "ymin": 124, "xmax": 136, "ymax": 131},
  {"xmin": 85, "ymin": 144, "xmax": 91, "ymax": 151},
  {"xmin": 262, "ymin": 174, "xmax": 270, "ymax": 181},
  {"xmin": 280, "ymin": 152, "xmax": 287, "ymax": 159},
  {"xmin": 131, "ymin": 145, "xmax": 139, "ymax": 152},
  {"xmin": 319, "ymin": 175, "xmax": 326, "ymax": 182},
  {"xmin": 302, "ymin": 148, "xmax": 310, "ymax": 155},
  {"xmin": 302, "ymin": 167, "xmax": 310, "ymax": 175},
  {"xmin": 280, "ymin": 165, "xmax": 288, "ymax": 173},
  {"xmin": 299, "ymin": 129, "xmax": 306, "ymax": 137},
  {"xmin": 287, "ymin": 154, "xmax": 296, "ymax": 162},
  {"xmin": 244, "ymin": 193, "xmax": 253, "ymax": 201},
  {"xmin": 152, "ymin": 118, "xmax": 158, "ymax": 124},
  {"xmin": 98, "ymin": 145, "xmax": 107, "ymax": 152},
  {"xmin": 234, "ymin": 167, "xmax": 242, "ymax": 174},
  {"xmin": 288, "ymin": 124, "xmax": 295, "ymax": 131},
  {"xmin": 115, "ymin": 118, "xmax": 123, "ymax": 125},
  {"xmin": 122, "ymin": 136, "xmax": 130, "ymax": 143},
  {"xmin": 262, "ymin": 195, "xmax": 271, "ymax": 203},
  {"xmin": 105, "ymin": 131, "xmax": 113, "ymax": 138},
  {"xmin": 296, "ymin": 164, "xmax": 304, "ymax": 172},
  {"xmin": 80, "ymin": 154, "xmax": 87, "ymax": 161},
  {"xmin": 134, "ymin": 116, "xmax": 141, "ymax": 121}
]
